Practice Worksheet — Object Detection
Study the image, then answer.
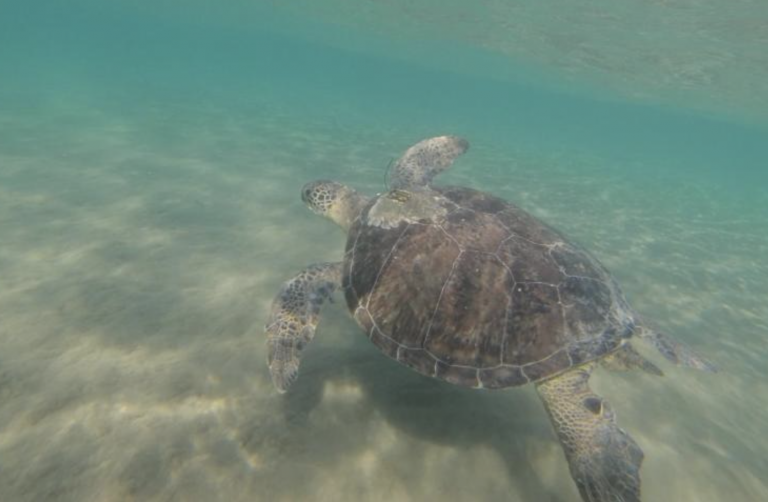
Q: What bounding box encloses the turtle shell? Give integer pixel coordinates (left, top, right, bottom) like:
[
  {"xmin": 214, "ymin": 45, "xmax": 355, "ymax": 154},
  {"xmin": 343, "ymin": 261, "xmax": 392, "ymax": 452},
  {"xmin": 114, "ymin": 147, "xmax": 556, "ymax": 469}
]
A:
[{"xmin": 343, "ymin": 186, "xmax": 636, "ymax": 389}]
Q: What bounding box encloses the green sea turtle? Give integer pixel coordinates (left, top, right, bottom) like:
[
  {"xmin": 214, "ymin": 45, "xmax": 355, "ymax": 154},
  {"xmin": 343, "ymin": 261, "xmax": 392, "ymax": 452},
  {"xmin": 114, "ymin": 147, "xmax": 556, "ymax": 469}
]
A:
[{"xmin": 264, "ymin": 136, "xmax": 715, "ymax": 502}]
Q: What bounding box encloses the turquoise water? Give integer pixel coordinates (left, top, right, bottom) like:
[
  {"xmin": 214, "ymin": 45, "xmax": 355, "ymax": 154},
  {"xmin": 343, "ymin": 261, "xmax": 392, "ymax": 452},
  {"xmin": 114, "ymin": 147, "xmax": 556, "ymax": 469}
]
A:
[{"xmin": 1, "ymin": 1, "xmax": 767, "ymax": 501}]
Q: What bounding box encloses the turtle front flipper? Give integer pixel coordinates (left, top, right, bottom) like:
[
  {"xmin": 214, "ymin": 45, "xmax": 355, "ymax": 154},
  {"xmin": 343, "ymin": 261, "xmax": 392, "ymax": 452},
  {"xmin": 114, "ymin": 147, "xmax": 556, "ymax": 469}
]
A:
[
  {"xmin": 536, "ymin": 365, "xmax": 644, "ymax": 502},
  {"xmin": 265, "ymin": 262, "xmax": 342, "ymax": 393},
  {"xmin": 390, "ymin": 135, "xmax": 469, "ymax": 189},
  {"xmin": 636, "ymin": 326, "xmax": 718, "ymax": 373}
]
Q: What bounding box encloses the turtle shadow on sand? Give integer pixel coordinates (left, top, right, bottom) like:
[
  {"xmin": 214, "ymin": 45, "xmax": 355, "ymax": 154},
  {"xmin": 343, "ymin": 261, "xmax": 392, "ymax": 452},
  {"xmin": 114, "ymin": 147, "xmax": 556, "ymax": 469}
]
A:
[{"xmin": 279, "ymin": 324, "xmax": 570, "ymax": 502}]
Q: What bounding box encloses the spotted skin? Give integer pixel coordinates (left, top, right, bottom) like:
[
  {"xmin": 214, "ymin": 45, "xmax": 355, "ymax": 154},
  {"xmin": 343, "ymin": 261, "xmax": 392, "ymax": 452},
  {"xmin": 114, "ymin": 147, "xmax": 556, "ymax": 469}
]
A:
[
  {"xmin": 265, "ymin": 262, "xmax": 342, "ymax": 392},
  {"xmin": 389, "ymin": 135, "xmax": 470, "ymax": 189},
  {"xmin": 301, "ymin": 180, "xmax": 368, "ymax": 231},
  {"xmin": 537, "ymin": 365, "xmax": 644, "ymax": 502}
]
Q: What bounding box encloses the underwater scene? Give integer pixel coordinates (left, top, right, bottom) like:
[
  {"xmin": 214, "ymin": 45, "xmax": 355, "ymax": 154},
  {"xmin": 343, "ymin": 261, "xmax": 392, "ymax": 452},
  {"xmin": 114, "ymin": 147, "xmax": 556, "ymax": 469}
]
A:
[{"xmin": 1, "ymin": 1, "xmax": 767, "ymax": 501}]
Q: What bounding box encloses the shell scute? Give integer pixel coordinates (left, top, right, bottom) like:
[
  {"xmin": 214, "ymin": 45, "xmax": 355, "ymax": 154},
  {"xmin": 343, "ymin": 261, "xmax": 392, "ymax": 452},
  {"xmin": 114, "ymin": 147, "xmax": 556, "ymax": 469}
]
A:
[
  {"xmin": 423, "ymin": 253, "xmax": 511, "ymax": 368},
  {"xmin": 344, "ymin": 186, "xmax": 634, "ymax": 387},
  {"xmin": 497, "ymin": 236, "xmax": 564, "ymax": 283}
]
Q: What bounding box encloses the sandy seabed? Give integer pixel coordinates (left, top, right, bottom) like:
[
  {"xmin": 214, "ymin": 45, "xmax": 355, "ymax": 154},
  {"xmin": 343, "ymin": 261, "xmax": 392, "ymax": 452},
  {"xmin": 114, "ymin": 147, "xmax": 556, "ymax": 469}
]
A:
[{"xmin": 0, "ymin": 95, "xmax": 766, "ymax": 502}]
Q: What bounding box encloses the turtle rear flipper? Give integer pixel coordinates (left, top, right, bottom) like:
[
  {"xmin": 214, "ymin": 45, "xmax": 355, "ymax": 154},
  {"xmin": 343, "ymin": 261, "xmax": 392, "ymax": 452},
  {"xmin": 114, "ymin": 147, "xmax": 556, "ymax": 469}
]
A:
[
  {"xmin": 390, "ymin": 135, "xmax": 469, "ymax": 189},
  {"xmin": 636, "ymin": 326, "xmax": 718, "ymax": 373},
  {"xmin": 265, "ymin": 262, "xmax": 342, "ymax": 392},
  {"xmin": 601, "ymin": 343, "xmax": 663, "ymax": 376},
  {"xmin": 537, "ymin": 365, "xmax": 643, "ymax": 502}
]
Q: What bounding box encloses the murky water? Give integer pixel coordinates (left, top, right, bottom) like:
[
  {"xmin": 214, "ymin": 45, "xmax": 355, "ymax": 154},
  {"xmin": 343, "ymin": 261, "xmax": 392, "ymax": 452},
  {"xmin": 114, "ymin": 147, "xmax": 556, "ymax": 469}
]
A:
[{"xmin": 1, "ymin": 1, "xmax": 767, "ymax": 501}]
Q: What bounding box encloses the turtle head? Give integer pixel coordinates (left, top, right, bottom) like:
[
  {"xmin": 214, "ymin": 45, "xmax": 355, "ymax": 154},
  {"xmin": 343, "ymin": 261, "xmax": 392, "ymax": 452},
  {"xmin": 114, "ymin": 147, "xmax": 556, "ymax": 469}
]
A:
[{"xmin": 301, "ymin": 180, "xmax": 367, "ymax": 231}]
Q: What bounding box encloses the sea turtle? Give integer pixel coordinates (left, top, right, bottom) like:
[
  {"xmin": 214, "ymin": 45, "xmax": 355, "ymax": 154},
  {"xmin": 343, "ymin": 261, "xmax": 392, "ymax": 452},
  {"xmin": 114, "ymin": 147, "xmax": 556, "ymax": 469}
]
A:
[{"xmin": 264, "ymin": 136, "xmax": 715, "ymax": 502}]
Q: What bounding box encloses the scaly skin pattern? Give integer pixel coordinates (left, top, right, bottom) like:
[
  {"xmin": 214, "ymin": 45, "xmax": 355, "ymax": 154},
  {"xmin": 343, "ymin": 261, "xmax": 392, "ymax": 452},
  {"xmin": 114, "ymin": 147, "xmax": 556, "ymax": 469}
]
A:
[
  {"xmin": 537, "ymin": 365, "xmax": 644, "ymax": 502},
  {"xmin": 390, "ymin": 135, "xmax": 470, "ymax": 189},
  {"xmin": 265, "ymin": 262, "xmax": 342, "ymax": 392}
]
